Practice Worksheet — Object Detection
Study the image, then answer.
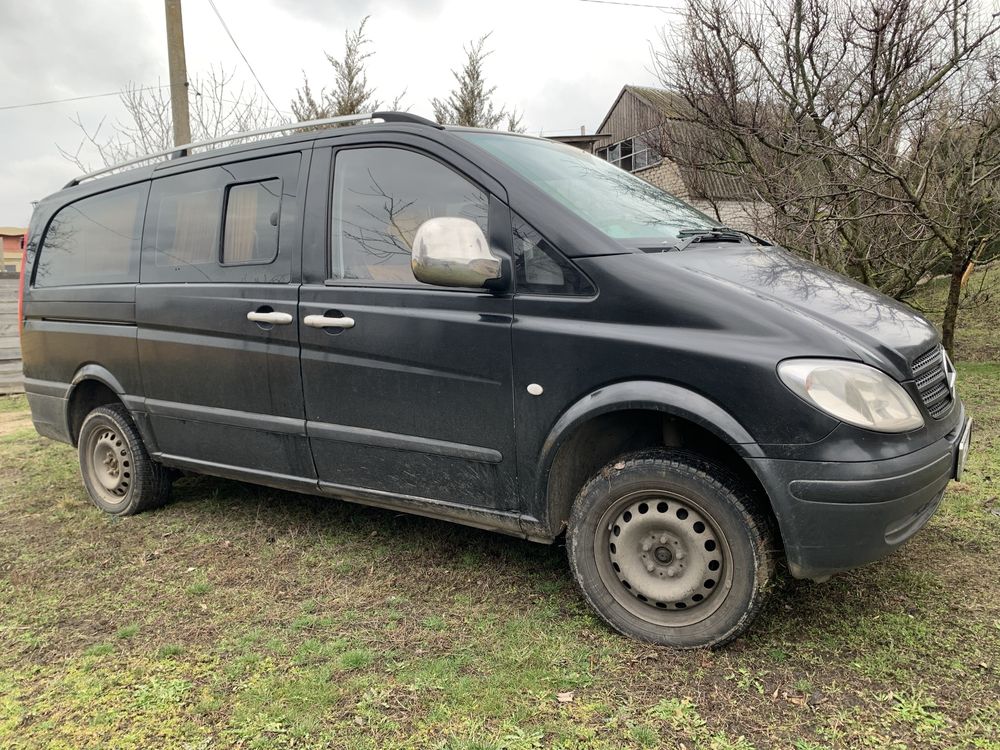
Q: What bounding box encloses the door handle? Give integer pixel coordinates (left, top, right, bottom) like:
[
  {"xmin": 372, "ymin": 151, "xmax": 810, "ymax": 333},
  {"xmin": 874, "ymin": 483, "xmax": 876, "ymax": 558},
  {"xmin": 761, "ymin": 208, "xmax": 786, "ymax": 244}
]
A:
[
  {"xmin": 304, "ymin": 314, "xmax": 355, "ymax": 329},
  {"xmin": 246, "ymin": 310, "xmax": 293, "ymax": 325}
]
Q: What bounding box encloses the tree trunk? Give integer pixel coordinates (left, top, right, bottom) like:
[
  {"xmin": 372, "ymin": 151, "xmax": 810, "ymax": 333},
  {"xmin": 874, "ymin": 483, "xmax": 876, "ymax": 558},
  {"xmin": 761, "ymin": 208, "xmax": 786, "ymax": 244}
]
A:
[{"xmin": 941, "ymin": 251, "xmax": 967, "ymax": 357}]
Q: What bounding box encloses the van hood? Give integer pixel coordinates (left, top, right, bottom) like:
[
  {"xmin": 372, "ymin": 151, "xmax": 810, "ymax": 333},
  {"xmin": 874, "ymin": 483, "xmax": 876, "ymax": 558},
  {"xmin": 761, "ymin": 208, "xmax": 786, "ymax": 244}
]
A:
[{"xmin": 649, "ymin": 243, "xmax": 938, "ymax": 376}]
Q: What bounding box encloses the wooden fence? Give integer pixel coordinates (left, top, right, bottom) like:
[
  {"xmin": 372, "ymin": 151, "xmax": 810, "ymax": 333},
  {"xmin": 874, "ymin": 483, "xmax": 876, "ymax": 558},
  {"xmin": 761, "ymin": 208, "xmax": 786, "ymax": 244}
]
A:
[{"xmin": 0, "ymin": 274, "xmax": 23, "ymax": 394}]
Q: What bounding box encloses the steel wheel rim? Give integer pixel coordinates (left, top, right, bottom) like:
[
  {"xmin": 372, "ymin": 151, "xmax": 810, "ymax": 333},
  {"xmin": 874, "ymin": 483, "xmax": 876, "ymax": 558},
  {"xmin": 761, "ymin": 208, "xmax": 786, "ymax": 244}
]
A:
[
  {"xmin": 594, "ymin": 489, "xmax": 734, "ymax": 627},
  {"xmin": 87, "ymin": 426, "xmax": 132, "ymax": 502}
]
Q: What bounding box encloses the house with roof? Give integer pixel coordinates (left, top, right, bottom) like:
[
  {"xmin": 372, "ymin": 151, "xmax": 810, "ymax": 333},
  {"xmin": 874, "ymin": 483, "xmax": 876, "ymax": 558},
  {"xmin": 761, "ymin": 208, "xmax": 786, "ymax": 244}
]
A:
[
  {"xmin": 556, "ymin": 85, "xmax": 766, "ymax": 233},
  {"xmin": 1, "ymin": 227, "xmax": 26, "ymax": 273}
]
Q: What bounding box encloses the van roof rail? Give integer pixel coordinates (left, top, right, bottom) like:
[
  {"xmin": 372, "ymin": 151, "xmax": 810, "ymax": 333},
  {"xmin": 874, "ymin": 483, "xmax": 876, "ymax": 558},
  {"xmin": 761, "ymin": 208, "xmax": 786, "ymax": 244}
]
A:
[{"xmin": 63, "ymin": 110, "xmax": 443, "ymax": 189}]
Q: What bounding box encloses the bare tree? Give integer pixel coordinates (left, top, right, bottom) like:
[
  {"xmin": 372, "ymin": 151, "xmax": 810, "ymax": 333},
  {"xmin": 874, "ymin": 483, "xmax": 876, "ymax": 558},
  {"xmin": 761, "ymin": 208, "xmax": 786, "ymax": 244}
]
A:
[
  {"xmin": 60, "ymin": 67, "xmax": 282, "ymax": 171},
  {"xmin": 432, "ymin": 33, "xmax": 524, "ymax": 131},
  {"xmin": 652, "ymin": 0, "xmax": 1000, "ymax": 354},
  {"xmin": 291, "ymin": 16, "xmax": 405, "ymax": 121}
]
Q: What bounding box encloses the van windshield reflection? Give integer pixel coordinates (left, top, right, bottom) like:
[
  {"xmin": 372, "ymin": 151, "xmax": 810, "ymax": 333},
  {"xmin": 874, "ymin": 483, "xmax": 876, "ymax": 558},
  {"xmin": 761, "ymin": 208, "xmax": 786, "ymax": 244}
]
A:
[{"xmin": 459, "ymin": 132, "xmax": 716, "ymax": 242}]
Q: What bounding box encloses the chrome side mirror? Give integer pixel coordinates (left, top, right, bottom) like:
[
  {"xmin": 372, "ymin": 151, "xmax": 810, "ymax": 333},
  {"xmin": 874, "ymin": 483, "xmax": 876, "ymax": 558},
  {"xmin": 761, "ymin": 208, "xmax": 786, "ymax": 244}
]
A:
[{"xmin": 411, "ymin": 217, "xmax": 502, "ymax": 288}]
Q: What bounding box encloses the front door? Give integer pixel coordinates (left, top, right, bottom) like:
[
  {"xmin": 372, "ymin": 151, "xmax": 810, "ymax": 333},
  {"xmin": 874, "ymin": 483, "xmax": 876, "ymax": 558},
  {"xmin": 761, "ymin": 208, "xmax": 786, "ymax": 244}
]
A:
[
  {"xmin": 299, "ymin": 143, "xmax": 518, "ymax": 511},
  {"xmin": 136, "ymin": 150, "xmax": 314, "ymax": 485}
]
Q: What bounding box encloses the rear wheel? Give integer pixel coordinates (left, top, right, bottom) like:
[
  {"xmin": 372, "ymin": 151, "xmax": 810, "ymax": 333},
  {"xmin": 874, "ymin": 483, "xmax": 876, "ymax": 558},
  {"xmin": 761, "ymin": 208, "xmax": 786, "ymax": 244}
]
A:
[
  {"xmin": 78, "ymin": 404, "xmax": 171, "ymax": 515},
  {"xmin": 567, "ymin": 449, "xmax": 775, "ymax": 649}
]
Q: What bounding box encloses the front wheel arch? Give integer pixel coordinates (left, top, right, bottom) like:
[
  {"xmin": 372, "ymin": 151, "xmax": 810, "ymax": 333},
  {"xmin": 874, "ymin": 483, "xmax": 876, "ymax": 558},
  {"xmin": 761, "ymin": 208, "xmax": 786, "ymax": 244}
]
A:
[{"xmin": 536, "ymin": 382, "xmax": 774, "ymax": 540}]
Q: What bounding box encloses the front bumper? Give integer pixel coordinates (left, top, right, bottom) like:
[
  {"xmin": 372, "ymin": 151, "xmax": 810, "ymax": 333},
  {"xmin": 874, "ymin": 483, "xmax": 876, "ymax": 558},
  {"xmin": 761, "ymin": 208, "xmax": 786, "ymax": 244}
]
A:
[{"xmin": 750, "ymin": 404, "xmax": 969, "ymax": 580}]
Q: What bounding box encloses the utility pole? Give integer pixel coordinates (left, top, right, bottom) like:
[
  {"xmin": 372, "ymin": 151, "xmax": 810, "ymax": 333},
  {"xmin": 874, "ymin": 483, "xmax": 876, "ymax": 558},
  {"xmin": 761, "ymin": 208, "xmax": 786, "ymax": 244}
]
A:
[{"xmin": 164, "ymin": 0, "xmax": 192, "ymax": 147}]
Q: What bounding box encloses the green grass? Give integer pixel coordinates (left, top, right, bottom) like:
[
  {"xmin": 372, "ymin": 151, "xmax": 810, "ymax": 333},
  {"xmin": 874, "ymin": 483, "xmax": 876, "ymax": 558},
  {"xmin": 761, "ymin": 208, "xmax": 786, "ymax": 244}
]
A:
[
  {"xmin": 0, "ymin": 394, "xmax": 28, "ymax": 413},
  {"xmin": 0, "ymin": 286, "xmax": 997, "ymax": 748},
  {"xmin": 910, "ymin": 267, "xmax": 1000, "ymax": 361}
]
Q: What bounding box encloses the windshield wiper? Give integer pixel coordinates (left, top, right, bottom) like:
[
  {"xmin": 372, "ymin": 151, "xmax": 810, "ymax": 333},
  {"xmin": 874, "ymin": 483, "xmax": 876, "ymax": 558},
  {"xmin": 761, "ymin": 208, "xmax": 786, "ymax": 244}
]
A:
[
  {"xmin": 677, "ymin": 226, "xmax": 744, "ymax": 240},
  {"xmin": 671, "ymin": 227, "xmax": 751, "ymax": 251},
  {"xmin": 638, "ymin": 227, "xmax": 768, "ymax": 253}
]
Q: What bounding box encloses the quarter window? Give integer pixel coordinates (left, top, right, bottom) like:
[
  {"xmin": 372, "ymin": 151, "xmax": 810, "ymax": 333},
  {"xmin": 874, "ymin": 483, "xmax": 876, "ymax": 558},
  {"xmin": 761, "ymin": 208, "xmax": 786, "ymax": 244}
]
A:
[
  {"xmin": 331, "ymin": 147, "xmax": 489, "ymax": 284},
  {"xmin": 512, "ymin": 213, "xmax": 594, "ymax": 296},
  {"xmin": 35, "ymin": 182, "xmax": 148, "ymax": 287}
]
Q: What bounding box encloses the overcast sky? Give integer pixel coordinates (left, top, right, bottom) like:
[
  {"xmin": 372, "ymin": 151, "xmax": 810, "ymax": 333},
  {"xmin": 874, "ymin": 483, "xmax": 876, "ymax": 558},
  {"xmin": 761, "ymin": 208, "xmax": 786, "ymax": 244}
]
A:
[{"xmin": 0, "ymin": 0, "xmax": 682, "ymax": 226}]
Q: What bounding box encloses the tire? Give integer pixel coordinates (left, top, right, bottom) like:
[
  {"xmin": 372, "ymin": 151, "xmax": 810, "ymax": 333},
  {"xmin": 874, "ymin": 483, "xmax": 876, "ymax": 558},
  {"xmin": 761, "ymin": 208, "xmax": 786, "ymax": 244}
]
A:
[
  {"xmin": 77, "ymin": 404, "xmax": 171, "ymax": 516},
  {"xmin": 566, "ymin": 449, "xmax": 776, "ymax": 649}
]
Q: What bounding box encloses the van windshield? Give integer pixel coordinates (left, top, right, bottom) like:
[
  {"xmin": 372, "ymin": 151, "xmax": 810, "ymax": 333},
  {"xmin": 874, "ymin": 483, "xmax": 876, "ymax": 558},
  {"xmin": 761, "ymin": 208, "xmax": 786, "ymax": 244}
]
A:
[{"xmin": 458, "ymin": 132, "xmax": 717, "ymax": 242}]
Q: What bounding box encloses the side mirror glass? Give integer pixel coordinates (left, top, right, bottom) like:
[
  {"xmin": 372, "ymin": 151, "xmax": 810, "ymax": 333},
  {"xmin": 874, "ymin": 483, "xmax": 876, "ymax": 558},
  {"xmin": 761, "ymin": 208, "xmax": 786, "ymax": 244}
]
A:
[{"xmin": 411, "ymin": 217, "xmax": 502, "ymax": 288}]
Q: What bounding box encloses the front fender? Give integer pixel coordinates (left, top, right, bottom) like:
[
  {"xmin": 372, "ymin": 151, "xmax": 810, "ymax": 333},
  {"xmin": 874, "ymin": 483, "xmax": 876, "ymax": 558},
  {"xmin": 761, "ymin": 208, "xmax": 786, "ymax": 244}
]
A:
[
  {"xmin": 541, "ymin": 380, "xmax": 762, "ymax": 461},
  {"xmin": 533, "ymin": 380, "xmax": 765, "ymax": 535}
]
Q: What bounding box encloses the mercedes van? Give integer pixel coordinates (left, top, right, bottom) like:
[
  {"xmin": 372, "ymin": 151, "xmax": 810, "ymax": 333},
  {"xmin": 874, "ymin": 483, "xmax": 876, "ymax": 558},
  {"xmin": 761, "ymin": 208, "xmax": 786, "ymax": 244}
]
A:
[{"xmin": 19, "ymin": 112, "xmax": 972, "ymax": 648}]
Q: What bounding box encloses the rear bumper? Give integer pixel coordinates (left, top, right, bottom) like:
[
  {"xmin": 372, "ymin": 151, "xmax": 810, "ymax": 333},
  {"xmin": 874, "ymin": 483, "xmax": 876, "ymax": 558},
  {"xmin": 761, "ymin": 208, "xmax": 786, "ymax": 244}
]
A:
[
  {"xmin": 750, "ymin": 404, "xmax": 968, "ymax": 580},
  {"xmin": 25, "ymin": 389, "xmax": 71, "ymax": 444}
]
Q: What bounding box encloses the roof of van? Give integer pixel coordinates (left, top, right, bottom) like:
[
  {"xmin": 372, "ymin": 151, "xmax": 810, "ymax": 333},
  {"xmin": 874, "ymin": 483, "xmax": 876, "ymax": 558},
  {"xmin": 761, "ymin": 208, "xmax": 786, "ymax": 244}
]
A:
[{"xmin": 42, "ymin": 117, "xmax": 532, "ymax": 209}]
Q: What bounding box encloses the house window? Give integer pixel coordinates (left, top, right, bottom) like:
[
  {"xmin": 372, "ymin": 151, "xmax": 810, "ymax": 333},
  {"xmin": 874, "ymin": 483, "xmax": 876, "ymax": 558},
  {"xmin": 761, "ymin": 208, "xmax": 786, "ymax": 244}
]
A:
[{"xmin": 597, "ymin": 131, "xmax": 660, "ymax": 173}]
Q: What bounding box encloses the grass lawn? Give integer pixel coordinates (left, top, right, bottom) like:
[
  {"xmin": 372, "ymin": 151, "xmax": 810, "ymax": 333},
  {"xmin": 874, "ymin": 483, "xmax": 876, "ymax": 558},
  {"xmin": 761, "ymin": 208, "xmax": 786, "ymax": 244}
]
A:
[{"xmin": 1, "ymin": 280, "xmax": 998, "ymax": 748}]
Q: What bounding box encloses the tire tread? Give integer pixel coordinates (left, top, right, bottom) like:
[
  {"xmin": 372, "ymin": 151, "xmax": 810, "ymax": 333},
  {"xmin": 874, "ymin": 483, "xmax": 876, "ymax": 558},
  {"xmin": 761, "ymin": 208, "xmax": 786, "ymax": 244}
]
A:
[
  {"xmin": 567, "ymin": 448, "xmax": 777, "ymax": 649},
  {"xmin": 78, "ymin": 404, "xmax": 171, "ymax": 515}
]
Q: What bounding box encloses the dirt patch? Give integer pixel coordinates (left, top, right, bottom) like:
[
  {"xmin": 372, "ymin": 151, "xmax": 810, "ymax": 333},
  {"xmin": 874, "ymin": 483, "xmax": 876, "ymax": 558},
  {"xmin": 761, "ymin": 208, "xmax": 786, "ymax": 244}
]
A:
[{"xmin": 0, "ymin": 410, "xmax": 33, "ymax": 437}]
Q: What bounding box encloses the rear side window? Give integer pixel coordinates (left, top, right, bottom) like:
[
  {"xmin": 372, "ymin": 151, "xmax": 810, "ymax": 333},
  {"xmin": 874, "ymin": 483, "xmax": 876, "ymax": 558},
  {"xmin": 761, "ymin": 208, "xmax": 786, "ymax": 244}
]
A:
[
  {"xmin": 142, "ymin": 152, "xmax": 299, "ymax": 284},
  {"xmin": 154, "ymin": 183, "xmax": 222, "ymax": 268},
  {"xmin": 35, "ymin": 182, "xmax": 148, "ymax": 287},
  {"xmin": 330, "ymin": 147, "xmax": 489, "ymax": 284}
]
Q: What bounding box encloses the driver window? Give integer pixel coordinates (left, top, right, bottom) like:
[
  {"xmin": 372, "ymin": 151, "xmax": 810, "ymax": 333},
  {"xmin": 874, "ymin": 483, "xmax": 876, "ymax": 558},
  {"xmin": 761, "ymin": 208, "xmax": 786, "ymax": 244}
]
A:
[{"xmin": 331, "ymin": 147, "xmax": 489, "ymax": 284}]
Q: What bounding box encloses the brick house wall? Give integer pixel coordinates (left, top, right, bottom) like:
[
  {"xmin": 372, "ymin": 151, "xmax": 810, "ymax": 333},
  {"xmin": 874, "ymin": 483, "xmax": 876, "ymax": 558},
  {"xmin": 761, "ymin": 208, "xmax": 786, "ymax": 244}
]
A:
[
  {"xmin": 634, "ymin": 160, "xmax": 687, "ymax": 198},
  {"xmin": 633, "ymin": 162, "xmax": 766, "ymax": 234}
]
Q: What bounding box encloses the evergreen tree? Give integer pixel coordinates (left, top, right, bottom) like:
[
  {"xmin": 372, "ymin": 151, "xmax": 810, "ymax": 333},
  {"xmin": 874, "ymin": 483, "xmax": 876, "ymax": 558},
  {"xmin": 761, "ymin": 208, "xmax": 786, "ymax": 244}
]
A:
[
  {"xmin": 292, "ymin": 17, "xmax": 403, "ymax": 121},
  {"xmin": 432, "ymin": 34, "xmax": 523, "ymax": 131}
]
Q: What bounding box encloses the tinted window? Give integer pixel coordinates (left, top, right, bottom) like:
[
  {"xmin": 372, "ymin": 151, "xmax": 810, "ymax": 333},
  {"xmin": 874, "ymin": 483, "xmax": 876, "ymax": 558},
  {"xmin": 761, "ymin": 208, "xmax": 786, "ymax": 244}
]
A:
[
  {"xmin": 222, "ymin": 180, "xmax": 281, "ymax": 265},
  {"xmin": 154, "ymin": 182, "xmax": 222, "ymax": 270},
  {"xmin": 142, "ymin": 153, "xmax": 299, "ymax": 284},
  {"xmin": 331, "ymin": 147, "xmax": 489, "ymax": 284},
  {"xmin": 513, "ymin": 213, "xmax": 594, "ymax": 295},
  {"xmin": 35, "ymin": 182, "xmax": 148, "ymax": 287},
  {"xmin": 459, "ymin": 132, "xmax": 714, "ymax": 243}
]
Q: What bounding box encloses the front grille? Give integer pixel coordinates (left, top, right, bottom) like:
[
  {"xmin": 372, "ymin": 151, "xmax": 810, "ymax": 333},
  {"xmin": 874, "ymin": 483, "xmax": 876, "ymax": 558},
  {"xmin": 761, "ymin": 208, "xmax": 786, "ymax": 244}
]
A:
[{"xmin": 911, "ymin": 345, "xmax": 953, "ymax": 419}]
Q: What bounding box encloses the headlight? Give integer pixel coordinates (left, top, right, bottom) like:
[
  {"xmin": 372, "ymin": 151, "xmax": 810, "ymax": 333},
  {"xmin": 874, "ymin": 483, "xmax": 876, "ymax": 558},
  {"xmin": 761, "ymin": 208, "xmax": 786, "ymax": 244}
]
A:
[{"xmin": 777, "ymin": 359, "xmax": 924, "ymax": 433}]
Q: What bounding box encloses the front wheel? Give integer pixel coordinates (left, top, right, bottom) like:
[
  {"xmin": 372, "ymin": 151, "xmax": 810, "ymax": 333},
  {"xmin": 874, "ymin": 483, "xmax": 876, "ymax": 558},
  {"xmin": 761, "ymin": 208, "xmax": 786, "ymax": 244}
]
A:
[
  {"xmin": 567, "ymin": 449, "xmax": 776, "ymax": 649},
  {"xmin": 78, "ymin": 404, "xmax": 171, "ymax": 516}
]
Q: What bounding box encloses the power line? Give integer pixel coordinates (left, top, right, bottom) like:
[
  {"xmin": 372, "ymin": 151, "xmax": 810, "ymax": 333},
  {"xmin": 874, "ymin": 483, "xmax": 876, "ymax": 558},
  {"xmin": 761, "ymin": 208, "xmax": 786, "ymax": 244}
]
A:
[
  {"xmin": 0, "ymin": 86, "xmax": 170, "ymax": 112},
  {"xmin": 205, "ymin": 0, "xmax": 285, "ymax": 119},
  {"xmin": 577, "ymin": 0, "xmax": 683, "ymax": 10}
]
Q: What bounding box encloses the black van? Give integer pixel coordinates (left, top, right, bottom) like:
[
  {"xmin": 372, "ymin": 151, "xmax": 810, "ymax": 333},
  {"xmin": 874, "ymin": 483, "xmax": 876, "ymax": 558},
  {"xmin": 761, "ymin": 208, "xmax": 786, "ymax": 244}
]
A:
[{"xmin": 19, "ymin": 112, "xmax": 972, "ymax": 648}]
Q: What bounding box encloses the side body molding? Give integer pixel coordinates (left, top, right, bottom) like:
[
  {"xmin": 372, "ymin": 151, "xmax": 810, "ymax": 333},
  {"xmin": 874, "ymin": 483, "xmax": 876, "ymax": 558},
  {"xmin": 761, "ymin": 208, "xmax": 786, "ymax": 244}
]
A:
[{"xmin": 532, "ymin": 380, "xmax": 765, "ymax": 536}]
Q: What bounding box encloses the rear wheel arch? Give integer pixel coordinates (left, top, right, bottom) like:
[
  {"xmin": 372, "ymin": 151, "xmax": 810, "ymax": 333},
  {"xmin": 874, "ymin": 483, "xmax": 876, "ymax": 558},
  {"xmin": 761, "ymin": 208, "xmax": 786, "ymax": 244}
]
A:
[
  {"xmin": 67, "ymin": 367, "xmax": 128, "ymax": 445},
  {"xmin": 538, "ymin": 382, "xmax": 775, "ymax": 540}
]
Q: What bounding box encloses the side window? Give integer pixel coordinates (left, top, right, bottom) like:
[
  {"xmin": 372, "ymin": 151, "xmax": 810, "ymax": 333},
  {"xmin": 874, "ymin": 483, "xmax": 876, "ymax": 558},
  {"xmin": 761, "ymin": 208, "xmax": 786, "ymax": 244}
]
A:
[
  {"xmin": 35, "ymin": 182, "xmax": 148, "ymax": 287},
  {"xmin": 222, "ymin": 180, "xmax": 281, "ymax": 265},
  {"xmin": 512, "ymin": 213, "xmax": 594, "ymax": 295},
  {"xmin": 154, "ymin": 181, "xmax": 222, "ymax": 270},
  {"xmin": 142, "ymin": 153, "xmax": 299, "ymax": 283},
  {"xmin": 331, "ymin": 147, "xmax": 489, "ymax": 284}
]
